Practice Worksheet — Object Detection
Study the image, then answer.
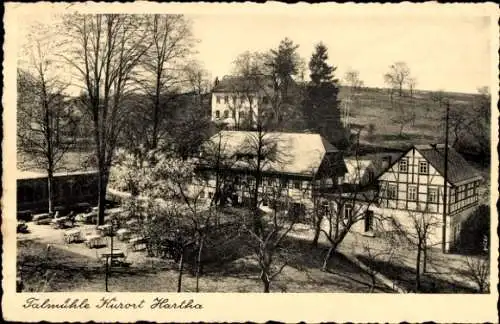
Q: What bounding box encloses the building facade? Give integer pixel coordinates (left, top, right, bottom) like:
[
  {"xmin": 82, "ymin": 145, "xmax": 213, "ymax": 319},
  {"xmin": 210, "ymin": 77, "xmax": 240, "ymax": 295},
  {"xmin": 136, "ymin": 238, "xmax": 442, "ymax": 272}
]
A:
[
  {"xmin": 17, "ymin": 170, "xmax": 99, "ymax": 213},
  {"xmin": 210, "ymin": 76, "xmax": 277, "ymax": 129},
  {"xmin": 196, "ymin": 131, "xmax": 348, "ymax": 213},
  {"xmin": 376, "ymin": 144, "xmax": 483, "ymax": 251}
]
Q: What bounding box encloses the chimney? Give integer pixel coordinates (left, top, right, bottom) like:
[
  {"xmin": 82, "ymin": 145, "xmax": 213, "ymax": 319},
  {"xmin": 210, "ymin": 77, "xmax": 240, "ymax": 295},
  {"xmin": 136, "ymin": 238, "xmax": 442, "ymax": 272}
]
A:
[{"xmin": 381, "ymin": 155, "xmax": 392, "ymax": 170}]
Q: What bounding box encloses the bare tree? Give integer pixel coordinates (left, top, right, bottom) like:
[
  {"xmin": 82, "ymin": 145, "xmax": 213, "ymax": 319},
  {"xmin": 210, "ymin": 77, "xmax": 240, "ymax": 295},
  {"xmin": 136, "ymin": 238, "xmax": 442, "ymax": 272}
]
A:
[
  {"xmin": 341, "ymin": 69, "xmax": 364, "ymax": 132},
  {"xmin": 358, "ymin": 237, "xmax": 397, "ymax": 292},
  {"xmin": 242, "ymin": 181, "xmax": 298, "ymax": 293},
  {"xmin": 311, "ymin": 134, "xmax": 380, "ymax": 270},
  {"xmin": 407, "ymin": 77, "xmax": 417, "ymax": 98},
  {"xmin": 231, "ymin": 49, "xmax": 305, "ymax": 132},
  {"xmin": 344, "ymin": 69, "xmax": 364, "ymax": 93},
  {"xmin": 391, "ymin": 98, "xmax": 415, "ymax": 137},
  {"xmin": 318, "ymin": 182, "xmax": 380, "ymax": 271},
  {"xmin": 17, "ymin": 30, "xmax": 79, "ymax": 214},
  {"xmin": 384, "ymin": 61, "xmax": 412, "ymax": 98},
  {"xmin": 462, "ymin": 255, "xmax": 490, "ymax": 293},
  {"xmin": 62, "ymin": 14, "xmax": 152, "ymax": 224},
  {"xmin": 136, "ymin": 14, "xmax": 195, "ymax": 154},
  {"xmin": 389, "ymin": 207, "xmax": 441, "ymax": 292},
  {"xmin": 144, "ymin": 155, "xmax": 220, "ymax": 292}
]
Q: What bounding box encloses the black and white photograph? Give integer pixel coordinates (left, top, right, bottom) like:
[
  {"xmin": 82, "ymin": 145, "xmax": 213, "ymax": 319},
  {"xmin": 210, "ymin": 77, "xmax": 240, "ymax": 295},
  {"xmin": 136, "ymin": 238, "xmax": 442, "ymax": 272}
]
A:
[{"xmin": 2, "ymin": 2, "xmax": 498, "ymax": 322}]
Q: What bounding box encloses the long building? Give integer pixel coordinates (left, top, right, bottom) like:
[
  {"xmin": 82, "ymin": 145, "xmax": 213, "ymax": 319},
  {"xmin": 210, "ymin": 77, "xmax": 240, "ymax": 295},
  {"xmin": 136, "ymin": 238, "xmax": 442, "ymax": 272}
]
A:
[
  {"xmin": 17, "ymin": 169, "xmax": 99, "ymax": 213},
  {"xmin": 197, "ymin": 130, "xmax": 348, "ymax": 213}
]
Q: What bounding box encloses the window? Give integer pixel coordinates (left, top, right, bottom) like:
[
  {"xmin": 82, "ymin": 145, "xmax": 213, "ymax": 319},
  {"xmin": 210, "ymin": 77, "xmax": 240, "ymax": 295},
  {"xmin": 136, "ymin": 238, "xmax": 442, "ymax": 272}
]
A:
[
  {"xmin": 262, "ymin": 96, "xmax": 269, "ymax": 104},
  {"xmin": 428, "ymin": 187, "xmax": 438, "ymax": 203},
  {"xmin": 293, "ymin": 180, "xmax": 301, "ymax": 189},
  {"xmin": 224, "ymin": 96, "xmax": 229, "ymax": 104},
  {"xmin": 399, "ymin": 158, "xmax": 408, "ymax": 172},
  {"xmin": 215, "ymin": 110, "xmax": 220, "ymax": 118},
  {"xmin": 467, "ymin": 183, "xmax": 474, "ymax": 197},
  {"xmin": 408, "ymin": 186, "xmax": 417, "ymax": 201},
  {"xmin": 267, "ymin": 177, "xmax": 274, "ymax": 186},
  {"xmin": 223, "ymin": 110, "xmax": 229, "ymax": 118},
  {"xmin": 208, "ymin": 192, "xmax": 213, "ymax": 198},
  {"xmin": 280, "ymin": 178, "xmax": 288, "ymax": 187},
  {"xmin": 199, "ymin": 191, "xmax": 205, "ymax": 199},
  {"xmin": 387, "ymin": 184, "xmax": 397, "ymax": 199},
  {"xmin": 419, "ymin": 161, "xmax": 428, "ymax": 174},
  {"xmin": 240, "ymin": 96, "xmax": 246, "ymax": 103},
  {"xmin": 216, "ymin": 96, "xmax": 221, "ymax": 104}
]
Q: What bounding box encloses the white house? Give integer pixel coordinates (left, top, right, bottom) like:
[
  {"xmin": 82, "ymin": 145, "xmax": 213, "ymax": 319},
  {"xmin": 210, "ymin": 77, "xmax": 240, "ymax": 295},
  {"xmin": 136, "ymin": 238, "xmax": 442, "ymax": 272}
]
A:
[
  {"xmin": 375, "ymin": 144, "xmax": 483, "ymax": 251},
  {"xmin": 210, "ymin": 75, "xmax": 279, "ymax": 129}
]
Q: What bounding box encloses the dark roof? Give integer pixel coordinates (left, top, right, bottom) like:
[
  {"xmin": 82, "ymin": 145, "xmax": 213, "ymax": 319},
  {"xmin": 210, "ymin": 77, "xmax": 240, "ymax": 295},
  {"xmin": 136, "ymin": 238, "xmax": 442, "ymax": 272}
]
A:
[
  {"xmin": 212, "ymin": 75, "xmax": 268, "ymax": 93},
  {"xmin": 415, "ymin": 144, "xmax": 483, "ymax": 185},
  {"xmin": 212, "ymin": 75, "xmax": 301, "ymax": 95},
  {"xmin": 321, "ymin": 136, "xmax": 339, "ymax": 153}
]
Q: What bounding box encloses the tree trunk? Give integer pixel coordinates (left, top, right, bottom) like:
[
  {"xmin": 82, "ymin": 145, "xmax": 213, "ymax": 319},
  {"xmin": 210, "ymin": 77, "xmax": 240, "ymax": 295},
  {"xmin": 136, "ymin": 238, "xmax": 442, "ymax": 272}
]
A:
[
  {"xmin": 415, "ymin": 246, "xmax": 421, "ymax": 292},
  {"xmin": 399, "ymin": 123, "xmax": 405, "ymax": 137},
  {"xmin": 177, "ymin": 248, "xmax": 184, "ymax": 293},
  {"xmin": 422, "ymin": 243, "xmax": 428, "ymax": 274},
  {"xmin": 195, "ymin": 238, "xmax": 204, "ymax": 293},
  {"xmin": 261, "ymin": 271, "xmax": 270, "ymax": 293},
  {"xmin": 369, "ymin": 274, "xmax": 376, "ymax": 293},
  {"xmin": 311, "ymin": 219, "xmax": 321, "ymax": 248},
  {"xmin": 97, "ymin": 170, "xmax": 108, "ymax": 225},
  {"xmin": 47, "ymin": 169, "xmax": 54, "ymax": 215},
  {"xmin": 322, "ymin": 246, "xmax": 335, "ymax": 271}
]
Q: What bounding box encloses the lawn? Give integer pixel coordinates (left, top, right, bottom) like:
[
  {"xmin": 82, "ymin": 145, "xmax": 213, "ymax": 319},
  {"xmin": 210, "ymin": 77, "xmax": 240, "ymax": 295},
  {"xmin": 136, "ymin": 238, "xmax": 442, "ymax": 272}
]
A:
[{"xmin": 17, "ymin": 230, "xmax": 392, "ymax": 293}]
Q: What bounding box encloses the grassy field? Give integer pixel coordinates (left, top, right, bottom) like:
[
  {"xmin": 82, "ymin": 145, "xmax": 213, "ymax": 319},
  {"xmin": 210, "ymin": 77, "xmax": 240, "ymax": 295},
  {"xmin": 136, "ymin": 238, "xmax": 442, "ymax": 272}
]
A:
[
  {"xmin": 338, "ymin": 86, "xmax": 485, "ymax": 151},
  {"xmin": 17, "ymin": 234, "xmax": 392, "ymax": 293}
]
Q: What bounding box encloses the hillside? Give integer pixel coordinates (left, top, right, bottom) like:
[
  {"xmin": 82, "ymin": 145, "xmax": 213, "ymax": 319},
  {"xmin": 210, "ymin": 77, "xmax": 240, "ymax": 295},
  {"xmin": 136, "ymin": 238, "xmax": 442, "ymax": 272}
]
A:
[
  {"xmin": 17, "ymin": 86, "xmax": 489, "ymax": 177},
  {"xmin": 337, "ymin": 86, "xmax": 486, "ymax": 153}
]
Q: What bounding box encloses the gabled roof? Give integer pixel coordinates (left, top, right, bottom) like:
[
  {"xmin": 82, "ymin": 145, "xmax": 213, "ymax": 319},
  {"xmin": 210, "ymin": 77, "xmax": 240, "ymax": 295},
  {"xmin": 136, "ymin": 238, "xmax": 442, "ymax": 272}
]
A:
[
  {"xmin": 205, "ymin": 131, "xmax": 341, "ymax": 176},
  {"xmin": 343, "ymin": 159, "xmax": 374, "ymax": 184},
  {"xmin": 212, "ymin": 75, "xmax": 270, "ymax": 93},
  {"xmin": 414, "ymin": 144, "xmax": 483, "ymax": 185}
]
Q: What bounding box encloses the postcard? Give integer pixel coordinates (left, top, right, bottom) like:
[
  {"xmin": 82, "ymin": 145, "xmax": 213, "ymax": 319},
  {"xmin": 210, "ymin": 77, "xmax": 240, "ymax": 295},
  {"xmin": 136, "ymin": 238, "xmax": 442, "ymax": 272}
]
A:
[{"xmin": 2, "ymin": 2, "xmax": 498, "ymax": 322}]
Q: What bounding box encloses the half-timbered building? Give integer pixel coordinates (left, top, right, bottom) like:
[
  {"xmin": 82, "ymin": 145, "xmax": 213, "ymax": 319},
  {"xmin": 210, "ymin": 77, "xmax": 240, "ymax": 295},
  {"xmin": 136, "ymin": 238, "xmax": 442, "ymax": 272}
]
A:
[
  {"xmin": 376, "ymin": 144, "xmax": 483, "ymax": 251},
  {"xmin": 196, "ymin": 131, "xmax": 348, "ymax": 213}
]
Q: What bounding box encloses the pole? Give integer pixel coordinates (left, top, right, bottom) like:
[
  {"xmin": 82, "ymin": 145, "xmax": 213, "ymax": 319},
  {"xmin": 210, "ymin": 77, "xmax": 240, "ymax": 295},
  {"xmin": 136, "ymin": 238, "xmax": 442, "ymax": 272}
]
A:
[
  {"xmin": 105, "ymin": 256, "xmax": 109, "ymax": 292},
  {"xmin": 442, "ymin": 100, "xmax": 450, "ymax": 253}
]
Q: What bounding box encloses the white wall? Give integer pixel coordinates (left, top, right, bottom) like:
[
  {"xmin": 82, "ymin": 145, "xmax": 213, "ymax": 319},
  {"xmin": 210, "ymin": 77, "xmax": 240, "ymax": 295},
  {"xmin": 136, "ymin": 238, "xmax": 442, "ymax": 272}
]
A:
[{"xmin": 211, "ymin": 92, "xmax": 260, "ymax": 122}]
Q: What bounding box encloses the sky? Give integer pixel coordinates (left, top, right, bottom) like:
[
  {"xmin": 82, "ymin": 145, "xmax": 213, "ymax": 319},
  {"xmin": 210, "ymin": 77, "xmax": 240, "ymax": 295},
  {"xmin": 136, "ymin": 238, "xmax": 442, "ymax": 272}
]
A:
[
  {"xmin": 188, "ymin": 14, "xmax": 491, "ymax": 93},
  {"xmin": 16, "ymin": 8, "xmax": 493, "ymax": 94}
]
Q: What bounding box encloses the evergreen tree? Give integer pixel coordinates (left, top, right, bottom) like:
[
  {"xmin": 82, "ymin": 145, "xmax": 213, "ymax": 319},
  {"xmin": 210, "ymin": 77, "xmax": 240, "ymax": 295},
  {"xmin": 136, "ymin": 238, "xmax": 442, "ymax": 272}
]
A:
[
  {"xmin": 303, "ymin": 42, "xmax": 347, "ymax": 148},
  {"xmin": 266, "ymin": 37, "xmax": 302, "ymax": 101}
]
